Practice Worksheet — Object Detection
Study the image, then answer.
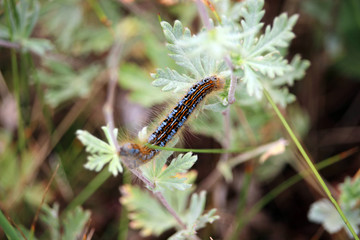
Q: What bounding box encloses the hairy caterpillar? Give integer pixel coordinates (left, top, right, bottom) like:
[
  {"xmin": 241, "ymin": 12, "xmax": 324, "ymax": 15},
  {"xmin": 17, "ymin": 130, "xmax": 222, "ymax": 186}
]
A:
[{"xmin": 120, "ymin": 75, "xmax": 224, "ymax": 169}]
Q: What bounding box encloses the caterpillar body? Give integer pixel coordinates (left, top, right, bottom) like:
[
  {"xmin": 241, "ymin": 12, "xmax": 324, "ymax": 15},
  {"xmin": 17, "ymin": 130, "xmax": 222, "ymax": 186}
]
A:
[{"xmin": 120, "ymin": 75, "xmax": 224, "ymax": 169}]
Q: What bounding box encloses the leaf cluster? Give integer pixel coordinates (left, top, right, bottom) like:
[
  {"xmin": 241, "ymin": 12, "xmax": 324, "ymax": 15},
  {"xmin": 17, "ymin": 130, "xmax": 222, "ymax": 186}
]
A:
[{"xmin": 152, "ymin": 0, "xmax": 310, "ymax": 107}]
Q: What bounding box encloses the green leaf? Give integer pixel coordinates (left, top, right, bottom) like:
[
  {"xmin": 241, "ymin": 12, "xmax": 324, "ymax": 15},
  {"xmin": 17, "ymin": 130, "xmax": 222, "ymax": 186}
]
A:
[
  {"xmin": 243, "ymin": 64, "xmax": 263, "ymax": 99},
  {"xmin": 40, "ymin": 204, "xmax": 60, "ymax": 240},
  {"xmin": 156, "ymin": 152, "xmax": 197, "ymax": 191},
  {"xmin": 169, "ymin": 192, "xmax": 219, "ymax": 240},
  {"xmin": 40, "ymin": 204, "xmax": 91, "ymax": 240},
  {"xmin": 63, "ymin": 207, "xmax": 91, "ymax": 240},
  {"xmin": 340, "ymin": 177, "xmax": 360, "ymax": 210},
  {"xmin": 273, "ymin": 54, "xmax": 310, "ymax": 86},
  {"xmin": 120, "ymin": 185, "xmax": 176, "ymax": 237},
  {"xmin": 155, "ymin": 20, "xmax": 228, "ymax": 92},
  {"xmin": 161, "ymin": 20, "xmax": 202, "ymax": 78},
  {"xmin": 21, "ymin": 38, "xmax": 54, "ymax": 55},
  {"xmin": 308, "ymin": 199, "xmax": 360, "ymax": 237},
  {"xmin": 121, "ymin": 178, "xmax": 219, "ymax": 239},
  {"xmin": 177, "ymin": 25, "xmax": 241, "ymax": 60},
  {"xmin": 36, "ymin": 60, "xmax": 100, "ymax": 107},
  {"xmin": 249, "ymin": 13, "xmax": 298, "ymax": 57},
  {"xmin": 240, "ymin": 0, "xmax": 265, "ymax": 50},
  {"xmin": 41, "ymin": 0, "xmax": 83, "ymax": 50},
  {"xmin": 246, "ymin": 53, "xmax": 292, "ymax": 79},
  {"xmin": 140, "ymin": 138, "xmax": 179, "ymax": 181},
  {"xmin": 140, "ymin": 141, "xmax": 197, "ymax": 192},
  {"xmin": 151, "ymin": 68, "xmax": 194, "ymax": 93},
  {"xmin": 76, "ymin": 126, "xmax": 123, "ymax": 176}
]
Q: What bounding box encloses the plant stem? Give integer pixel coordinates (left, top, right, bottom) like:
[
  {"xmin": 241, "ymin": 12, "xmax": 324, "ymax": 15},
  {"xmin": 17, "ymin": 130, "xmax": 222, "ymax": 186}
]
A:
[{"xmin": 263, "ymin": 89, "xmax": 359, "ymax": 240}]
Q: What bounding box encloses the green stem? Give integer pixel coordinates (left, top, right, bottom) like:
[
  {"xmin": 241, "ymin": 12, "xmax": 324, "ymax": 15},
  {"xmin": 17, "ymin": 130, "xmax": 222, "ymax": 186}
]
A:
[
  {"xmin": 263, "ymin": 89, "xmax": 359, "ymax": 240},
  {"xmin": 144, "ymin": 143, "xmax": 251, "ymax": 154},
  {"xmin": 0, "ymin": 210, "xmax": 20, "ymax": 240}
]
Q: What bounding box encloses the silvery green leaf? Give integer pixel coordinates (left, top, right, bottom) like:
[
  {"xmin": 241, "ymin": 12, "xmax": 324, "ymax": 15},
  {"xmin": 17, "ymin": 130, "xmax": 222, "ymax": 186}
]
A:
[
  {"xmin": 273, "ymin": 54, "xmax": 311, "ymax": 86},
  {"xmin": 249, "ymin": 13, "xmax": 298, "ymax": 57},
  {"xmin": 246, "ymin": 53, "xmax": 292, "ymax": 79},
  {"xmin": 243, "ymin": 64, "xmax": 263, "ymax": 99},
  {"xmin": 84, "ymin": 154, "xmax": 113, "ymax": 172},
  {"xmin": 151, "ymin": 68, "xmax": 194, "ymax": 92},
  {"xmin": 161, "ymin": 20, "xmax": 202, "ymax": 78},
  {"xmin": 240, "ymin": 0, "xmax": 265, "ymax": 50},
  {"xmin": 76, "ymin": 126, "xmax": 123, "ymax": 176},
  {"xmin": 177, "ymin": 25, "xmax": 241, "ymax": 60},
  {"xmin": 308, "ymin": 199, "xmax": 360, "ymax": 237},
  {"xmin": 76, "ymin": 130, "xmax": 113, "ymax": 154}
]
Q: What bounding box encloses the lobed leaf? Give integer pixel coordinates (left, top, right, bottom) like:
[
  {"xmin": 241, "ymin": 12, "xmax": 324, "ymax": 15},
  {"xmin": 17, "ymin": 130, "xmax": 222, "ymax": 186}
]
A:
[
  {"xmin": 76, "ymin": 126, "xmax": 123, "ymax": 176},
  {"xmin": 240, "ymin": 0, "xmax": 265, "ymax": 51},
  {"xmin": 40, "ymin": 204, "xmax": 60, "ymax": 240},
  {"xmin": 273, "ymin": 54, "xmax": 311, "ymax": 86},
  {"xmin": 246, "ymin": 53, "xmax": 292, "ymax": 79},
  {"xmin": 155, "ymin": 152, "xmax": 197, "ymax": 191},
  {"xmin": 63, "ymin": 207, "xmax": 91, "ymax": 240},
  {"xmin": 249, "ymin": 13, "xmax": 298, "ymax": 57},
  {"xmin": 151, "ymin": 68, "xmax": 194, "ymax": 93},
  {"xmin": 120, "ymin": 185, "xmax": 176, "ymax": 237}
]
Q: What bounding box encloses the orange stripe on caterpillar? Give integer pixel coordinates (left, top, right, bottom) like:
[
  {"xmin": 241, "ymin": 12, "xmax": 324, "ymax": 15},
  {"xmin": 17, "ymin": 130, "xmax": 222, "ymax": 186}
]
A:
[{"xmin": 120, "ymin": 75, "xmax": 224, "ymax": 169}]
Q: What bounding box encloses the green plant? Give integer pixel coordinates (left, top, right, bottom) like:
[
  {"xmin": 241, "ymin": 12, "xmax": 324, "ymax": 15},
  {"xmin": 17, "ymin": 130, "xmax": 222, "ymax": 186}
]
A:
[{"xmin": 76, "ymin": 0, "xmax": 315, "ymax": 238}]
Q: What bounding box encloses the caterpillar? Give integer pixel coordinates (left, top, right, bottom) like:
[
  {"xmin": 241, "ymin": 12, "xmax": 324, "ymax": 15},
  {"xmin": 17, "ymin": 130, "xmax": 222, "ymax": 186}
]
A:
[{"xmin": 120, "ymin": 75, "xmax": 224, "ymax": 169}]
